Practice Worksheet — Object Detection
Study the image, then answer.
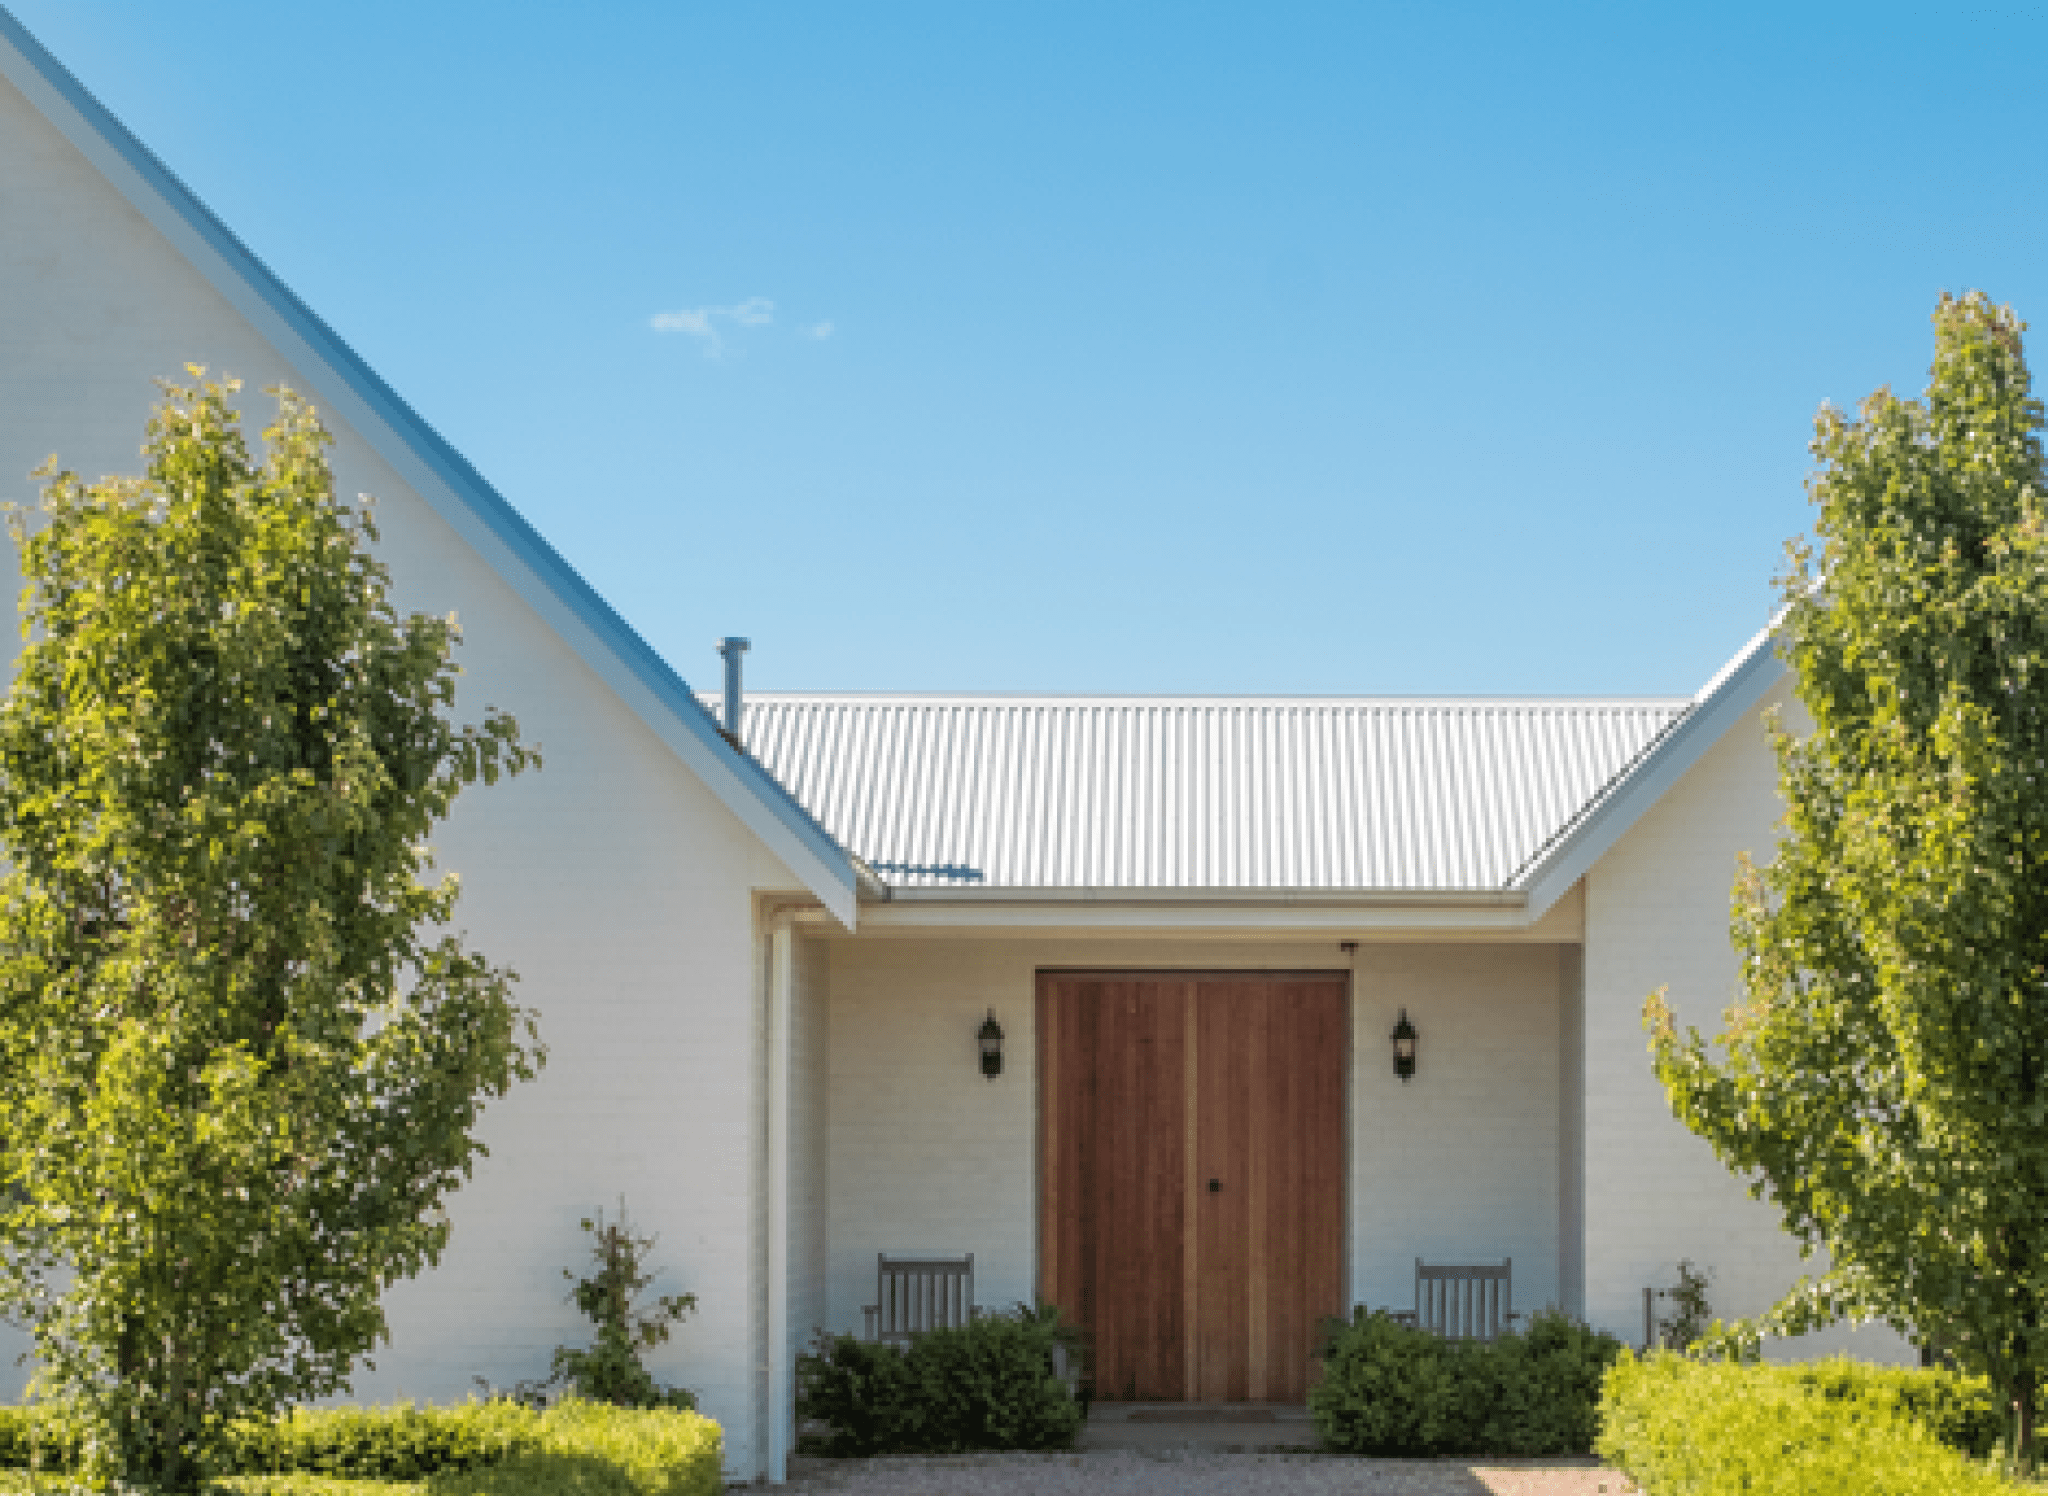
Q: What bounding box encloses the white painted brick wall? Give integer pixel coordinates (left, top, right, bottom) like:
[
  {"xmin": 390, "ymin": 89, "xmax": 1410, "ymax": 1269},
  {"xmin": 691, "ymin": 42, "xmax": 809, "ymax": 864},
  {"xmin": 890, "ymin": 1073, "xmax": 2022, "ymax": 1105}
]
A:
[
  {"xmin": 1349, "ymin": 943, "xmax": 1563, "ymax": 1317},
  {"xmin": 0, "ymin": 70, "xmax": 807, "ymax": 1475},
  {"xmin": 1582, "ymin": 679, "xmax": 1910, "ymax": 1362}
]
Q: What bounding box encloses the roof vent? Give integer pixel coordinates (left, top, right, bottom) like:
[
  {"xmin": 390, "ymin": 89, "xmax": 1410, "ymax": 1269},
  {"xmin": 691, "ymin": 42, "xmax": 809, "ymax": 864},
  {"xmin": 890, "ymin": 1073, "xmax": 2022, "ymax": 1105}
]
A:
[{"xmin": 716, "ymin": 636, "xmax": 750, "ymax": 745}]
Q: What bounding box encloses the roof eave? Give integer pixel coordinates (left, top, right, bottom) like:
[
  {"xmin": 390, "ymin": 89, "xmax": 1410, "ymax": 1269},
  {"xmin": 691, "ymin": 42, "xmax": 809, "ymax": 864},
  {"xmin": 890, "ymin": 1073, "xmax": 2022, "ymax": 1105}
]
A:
[{"xmin": 1513, "ymin": 618, "xmax": 1788, "ymax": 919}]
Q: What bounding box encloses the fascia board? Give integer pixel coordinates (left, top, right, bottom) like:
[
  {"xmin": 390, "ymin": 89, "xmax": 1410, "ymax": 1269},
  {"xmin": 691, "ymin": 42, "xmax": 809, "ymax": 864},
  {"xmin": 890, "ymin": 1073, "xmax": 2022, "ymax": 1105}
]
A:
[
  {"xmin": 0, "ymin": 10, "xmax": 857, "ymax": 928},
  {"xmin": 855, "ymin": 898, "xmax": 1549, "ymax": 937},
  {"xmin": 1516, "ymin": 620, "xmax": 1787, "ymax": 919},
  {"xmin": 882, "ymin": 885, "xmax": 1527, "ymax": 907}
]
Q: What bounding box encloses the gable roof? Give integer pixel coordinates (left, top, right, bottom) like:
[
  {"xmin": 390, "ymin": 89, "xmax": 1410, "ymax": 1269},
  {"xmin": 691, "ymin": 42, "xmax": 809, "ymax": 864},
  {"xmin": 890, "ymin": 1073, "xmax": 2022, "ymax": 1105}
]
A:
[
  {"xmin": 734, "ymin": 621, "xmax": 1788, "ymax": 919},
  {"xmin": 0, "ymin": 8, "xmax": 858, "ymax": 926},
  {"xmin": 738, "ymin": 693, "xmax": 1691, "ymax": 895}
]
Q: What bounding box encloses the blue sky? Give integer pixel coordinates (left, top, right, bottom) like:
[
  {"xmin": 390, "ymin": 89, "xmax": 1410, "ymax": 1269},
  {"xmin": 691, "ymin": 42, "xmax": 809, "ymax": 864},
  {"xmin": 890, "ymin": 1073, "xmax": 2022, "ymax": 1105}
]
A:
[{"xmin": 10, "ymin": 2, "xmax": 2048, "ymax": 696}]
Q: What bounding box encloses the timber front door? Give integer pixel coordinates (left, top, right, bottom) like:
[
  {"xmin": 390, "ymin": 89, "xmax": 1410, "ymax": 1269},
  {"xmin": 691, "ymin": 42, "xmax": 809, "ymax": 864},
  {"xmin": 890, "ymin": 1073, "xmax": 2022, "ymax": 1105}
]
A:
[{"xmin": 1037, "ymin": 972, "xmax": 1347, "ymax": 1403}]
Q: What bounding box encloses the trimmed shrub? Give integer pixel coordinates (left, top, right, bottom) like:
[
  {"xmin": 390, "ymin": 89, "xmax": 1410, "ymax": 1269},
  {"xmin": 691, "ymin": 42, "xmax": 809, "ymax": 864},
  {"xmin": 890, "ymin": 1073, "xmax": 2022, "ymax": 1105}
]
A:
[
  {"xmin": 0, "ymin": 1402, "xmax": 83, "ymax": 1474},
  {"xmin": 223, "ymin": 1401, "xmax": 542, "ymax": 1480},
  {"xmin": 796, "ymin": 1305, "xmax": 1084, "ymax": 1456},
  {"xmin": 1309, "ymin": 1308, "xmax": 1624, "ymax": 1456},
  {"xmin": 429, "ymin": 1400, "xmax": 722, "ymax": 1496},
  {"xmin": 1597, "ymin": 1352, "xmax": 2010, "ymax": 1496},
  {"xmin": 1780, "ymin": 1358, "xmax": 2003, "ymax": 1460},
  {"xmin": 0, "ymin": 1397, "xmax": 719, "ymax": 1495}
]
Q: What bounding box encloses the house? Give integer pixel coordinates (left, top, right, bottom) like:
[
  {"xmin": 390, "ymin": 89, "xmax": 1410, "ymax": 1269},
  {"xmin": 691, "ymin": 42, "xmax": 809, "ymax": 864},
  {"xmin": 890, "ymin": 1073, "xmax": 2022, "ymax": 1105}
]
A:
[{"xmin": 0, "ymin": 8, "xmax": 1911, "ymax": 1484}]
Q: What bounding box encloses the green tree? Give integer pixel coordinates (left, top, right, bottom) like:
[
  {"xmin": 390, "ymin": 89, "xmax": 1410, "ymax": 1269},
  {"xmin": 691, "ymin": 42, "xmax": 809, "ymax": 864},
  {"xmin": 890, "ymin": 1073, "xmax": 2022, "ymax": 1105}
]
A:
[
  {"xmin": 1648, "ymin": 292, "xmax": 2048, "ymax": 1456},
  {"xmin": 0, "ymin": 371, "xmax": 544, "ymax": 1490}
]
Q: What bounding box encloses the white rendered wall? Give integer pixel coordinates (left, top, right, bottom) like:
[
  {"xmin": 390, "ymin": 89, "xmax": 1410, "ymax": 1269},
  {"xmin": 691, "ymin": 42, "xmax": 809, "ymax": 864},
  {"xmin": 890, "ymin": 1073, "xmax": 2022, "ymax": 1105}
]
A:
[
  {"xmin": 823, "ymin": 936, "xmax": 1569, "ymax": 1346},
  {"xmin": 0, "ymin": 71, "xmax": 809, "ymax": 1476},
  {"xmin": 1581, "ymin": 678, "xmax": 1911, "ymax": 1362}
]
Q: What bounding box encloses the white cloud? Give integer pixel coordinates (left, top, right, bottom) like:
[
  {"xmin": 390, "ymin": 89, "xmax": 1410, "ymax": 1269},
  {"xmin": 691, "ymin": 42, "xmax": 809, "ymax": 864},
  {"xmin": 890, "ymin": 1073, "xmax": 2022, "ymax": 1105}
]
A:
[
  {"xmin": 807, "ymin": 321, "xmax": 835, "ymax": 340},
  {"xmin": 650, "ymin": 298, "xmax": 776, "ymax": 356}
]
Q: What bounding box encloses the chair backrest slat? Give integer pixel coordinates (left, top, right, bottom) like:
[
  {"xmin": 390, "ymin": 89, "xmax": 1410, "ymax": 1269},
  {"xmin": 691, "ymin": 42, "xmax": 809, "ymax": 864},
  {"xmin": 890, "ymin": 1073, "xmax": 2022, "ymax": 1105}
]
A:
[
  {"xmin": 1413, "ymin": 1258, "xmax": 1512, "ymax": 1342},
  {"xmin": 874, "ymin": 1254, "xmax": 974, "ymax": 1345}
]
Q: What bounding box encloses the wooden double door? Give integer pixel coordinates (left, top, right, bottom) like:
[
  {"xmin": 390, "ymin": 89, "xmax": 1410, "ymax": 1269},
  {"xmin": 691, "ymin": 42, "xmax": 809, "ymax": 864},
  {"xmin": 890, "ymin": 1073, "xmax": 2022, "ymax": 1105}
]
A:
[{"xmin": 1037, "ymin": 972, "xmax": 1347, "ymax": 1403}]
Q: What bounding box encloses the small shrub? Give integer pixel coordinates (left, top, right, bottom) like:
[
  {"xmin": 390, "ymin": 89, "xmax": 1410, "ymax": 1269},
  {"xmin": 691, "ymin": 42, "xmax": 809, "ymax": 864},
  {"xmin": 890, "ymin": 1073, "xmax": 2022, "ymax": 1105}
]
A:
[
  {"xmin": 548, "ymin": 1200, "xmax": 698, "ymax": 1411},
  {"xmin": 1598, "ymin": 1352, "xmax": 2009, "ymax": 1496},
  {"xmin": 1652, "ymin": 1259, "xmax": 1713, "ymax": 1351},
  {"xmin": 1307, "ymin": 1309, "xmax": 1465, "ymax": 1456},
  {"xmin": 1474, "ymin": 1311, "xmax": 1628, "ymax": 1456},
  {"xmin": 1309, "ymin": 1307, "xmax": 1625, "ymax": 1457},
  {"xmin": 796, "ymin": 1304, "xmax": 1083, "ymax": 1456}
]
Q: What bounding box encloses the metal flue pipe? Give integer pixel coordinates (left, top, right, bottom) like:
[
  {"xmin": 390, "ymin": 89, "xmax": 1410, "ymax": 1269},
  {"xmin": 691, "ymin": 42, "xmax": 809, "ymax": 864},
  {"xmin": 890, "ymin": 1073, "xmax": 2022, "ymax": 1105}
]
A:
[{"xmin": 717, "ymin": 636, "xmax": 750, "ymax": 744}]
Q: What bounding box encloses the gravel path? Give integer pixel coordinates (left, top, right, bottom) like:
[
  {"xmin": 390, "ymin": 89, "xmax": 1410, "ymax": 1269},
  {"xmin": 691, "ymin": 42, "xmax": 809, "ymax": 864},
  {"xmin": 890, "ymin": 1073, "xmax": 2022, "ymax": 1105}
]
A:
[{"xmin": 781, "ymin": 1452, "xmax": 1641, "ymax": 1495}]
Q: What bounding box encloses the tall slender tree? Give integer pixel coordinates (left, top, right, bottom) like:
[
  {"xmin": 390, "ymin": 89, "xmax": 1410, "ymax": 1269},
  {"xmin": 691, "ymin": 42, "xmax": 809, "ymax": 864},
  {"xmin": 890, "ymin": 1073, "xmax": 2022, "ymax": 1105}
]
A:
[
  {"xmin": 0, "ymin": 372, "xmax": 543, "ymax": 1490},
  {"xmin": 1649, "ymin": 292, "xmax": 2048, "ymax": 1455}
]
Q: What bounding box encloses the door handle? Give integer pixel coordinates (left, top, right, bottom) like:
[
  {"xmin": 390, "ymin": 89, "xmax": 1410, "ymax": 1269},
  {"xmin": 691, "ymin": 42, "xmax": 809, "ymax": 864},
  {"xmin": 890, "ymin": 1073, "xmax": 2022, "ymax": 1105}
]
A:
[{"xmin": 1208, "ymin": 1178, "xmax": 1222, "ymax": 1193}]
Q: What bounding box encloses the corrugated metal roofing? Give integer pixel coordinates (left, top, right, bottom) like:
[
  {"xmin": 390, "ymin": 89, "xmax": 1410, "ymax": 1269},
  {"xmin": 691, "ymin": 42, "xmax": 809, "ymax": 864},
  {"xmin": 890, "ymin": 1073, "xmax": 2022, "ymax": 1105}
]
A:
[{"xmin": 732, "ymin": 695, "xmax": 1691, "ymax": 892}]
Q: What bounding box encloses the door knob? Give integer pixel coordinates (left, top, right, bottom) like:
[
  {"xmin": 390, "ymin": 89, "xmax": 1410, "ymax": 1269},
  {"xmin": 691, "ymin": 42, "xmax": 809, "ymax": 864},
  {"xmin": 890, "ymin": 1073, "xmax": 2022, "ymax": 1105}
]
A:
[{"xmin": 1208, "ymin": 1178, "xmax": 1222, "ymax": 1193}]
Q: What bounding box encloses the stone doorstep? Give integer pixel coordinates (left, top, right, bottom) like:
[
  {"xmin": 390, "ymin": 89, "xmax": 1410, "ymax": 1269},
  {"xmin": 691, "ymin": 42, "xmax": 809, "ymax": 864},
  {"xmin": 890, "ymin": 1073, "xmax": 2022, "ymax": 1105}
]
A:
[
  {"xmin": 1082, "ymin": 1403, "xmax": 1319, "ymax": 1451},
  {"xmin": 1094, "ymin": 1404, "xmax": 1312, "ymax": 1425}
]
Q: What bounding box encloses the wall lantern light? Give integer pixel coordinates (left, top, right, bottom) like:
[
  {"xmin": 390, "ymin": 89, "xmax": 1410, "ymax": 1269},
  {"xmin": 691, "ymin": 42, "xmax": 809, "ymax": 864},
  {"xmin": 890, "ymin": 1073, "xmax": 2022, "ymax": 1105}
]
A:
[
  {"xmin": 1391, "ymin": 1008, "xmax": 1418, "ymax": 1083},
  {"xmin": 979, "ymin": 1009, "xmax": 1004, "ymax": 1080}
]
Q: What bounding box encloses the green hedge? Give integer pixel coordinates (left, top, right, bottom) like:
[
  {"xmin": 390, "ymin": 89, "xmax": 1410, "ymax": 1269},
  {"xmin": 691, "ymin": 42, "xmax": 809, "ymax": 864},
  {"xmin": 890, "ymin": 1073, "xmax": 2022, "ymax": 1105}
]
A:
[
  {"xmin": 429, "ymin": 1401, "xmax": 720, "ymax": 1496},
  {"xmin": 795, "ymin": 1305, "xmax": 1083, "ymax": 1456},
  {"xmin": 224, "ymin": 1401, "xmax": 543, "ymax": 1480},
  {"xmin": 1597, "ymin": 1353, "xmax": 2010, "ymax": 1496},
  {"xmin": 0, "ymin": 1399, "xmax": 719, "ymax": 1496},
  {"xmin": 0, "ymin": 1403, "xmax": 77, "ymax": 1474},
  {"xmin": 1309, "ymin": 1308, "xmax": 1624, "ymax": 1456}
]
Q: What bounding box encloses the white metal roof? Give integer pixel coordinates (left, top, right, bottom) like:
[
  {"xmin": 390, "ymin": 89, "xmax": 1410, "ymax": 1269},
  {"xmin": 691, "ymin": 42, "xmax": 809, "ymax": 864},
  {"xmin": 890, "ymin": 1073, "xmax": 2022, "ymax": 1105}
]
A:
[{"xmin": 734, "ymin": 695, "xmax": 1692, "ymax": 893}]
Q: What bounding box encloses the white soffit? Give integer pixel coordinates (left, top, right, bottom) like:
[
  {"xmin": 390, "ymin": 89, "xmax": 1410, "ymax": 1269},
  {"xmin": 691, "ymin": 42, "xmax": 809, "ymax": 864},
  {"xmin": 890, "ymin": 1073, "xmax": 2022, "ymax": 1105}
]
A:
[
  {"xmin": 0, "ymin": 9, "xmax": 859, "ymax": 927},
  {"xmin": 737, "ymin": 694, "xmax": 1691, "ymax": 895}
]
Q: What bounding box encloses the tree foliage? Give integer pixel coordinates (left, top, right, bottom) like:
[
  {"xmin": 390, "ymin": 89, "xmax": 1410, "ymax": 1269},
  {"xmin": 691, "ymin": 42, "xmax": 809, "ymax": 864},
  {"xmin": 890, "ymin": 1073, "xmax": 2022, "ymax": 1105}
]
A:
[
  {"xmin": 1648, "ymin": 293, "xmax": 2048, "ymax": 1454},
  {"xmin": 0, "ymin": 372, "xmax": 543, "ymax": 1490}
]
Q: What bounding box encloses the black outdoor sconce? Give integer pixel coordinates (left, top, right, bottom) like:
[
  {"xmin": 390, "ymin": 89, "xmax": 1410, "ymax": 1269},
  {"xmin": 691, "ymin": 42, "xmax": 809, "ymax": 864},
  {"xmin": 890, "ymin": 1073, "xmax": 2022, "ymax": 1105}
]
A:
[
  {"xmin": 979, "ymin": 1009, "xmax": 1004, "ymax": 1080},
  {"xmin": 1391, "ymin": 1008, "xmax": 1418, "ymax": 1083}
]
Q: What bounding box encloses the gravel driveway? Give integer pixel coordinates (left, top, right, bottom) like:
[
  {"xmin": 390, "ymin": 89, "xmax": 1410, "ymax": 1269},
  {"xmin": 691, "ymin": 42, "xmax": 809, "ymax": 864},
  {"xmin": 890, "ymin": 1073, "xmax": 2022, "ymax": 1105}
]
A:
[{"xmin": 781, "ymin": 1452, "xmax": 1641, "ymax": 1495}]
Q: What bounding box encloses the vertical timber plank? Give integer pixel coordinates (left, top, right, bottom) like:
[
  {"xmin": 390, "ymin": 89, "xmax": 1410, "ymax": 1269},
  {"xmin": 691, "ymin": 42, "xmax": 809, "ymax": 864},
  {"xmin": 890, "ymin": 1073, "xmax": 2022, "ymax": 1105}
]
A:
[
  {"xmin": 1182, "ymin": 982, "xmax": 1199, "ymax": 1403},
  {"xmin": 1247, "ymin": 981, "xmax": 1269, "ymax": 1402}
]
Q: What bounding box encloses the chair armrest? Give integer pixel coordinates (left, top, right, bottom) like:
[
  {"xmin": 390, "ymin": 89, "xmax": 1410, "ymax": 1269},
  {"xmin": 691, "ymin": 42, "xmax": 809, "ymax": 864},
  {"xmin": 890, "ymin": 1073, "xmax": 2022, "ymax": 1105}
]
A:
[{"xmin": 1389, "ymin": 1310, "xmax": 1419, "ymax": 1328}]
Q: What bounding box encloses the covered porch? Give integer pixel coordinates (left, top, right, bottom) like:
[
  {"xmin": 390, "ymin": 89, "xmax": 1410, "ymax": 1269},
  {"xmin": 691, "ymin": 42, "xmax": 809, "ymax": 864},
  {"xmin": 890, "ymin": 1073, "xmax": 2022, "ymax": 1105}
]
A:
[{"xmin": 769, "ymin": 914, "xmax": 1587, "ymax": 1419}]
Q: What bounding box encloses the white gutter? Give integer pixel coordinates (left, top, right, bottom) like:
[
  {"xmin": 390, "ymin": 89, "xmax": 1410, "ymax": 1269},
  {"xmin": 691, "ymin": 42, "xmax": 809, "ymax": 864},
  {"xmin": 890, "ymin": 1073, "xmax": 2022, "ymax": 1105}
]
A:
[{"xmin": 851, "ymin": 891, "xmax": 1581, "ymax": 938}]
